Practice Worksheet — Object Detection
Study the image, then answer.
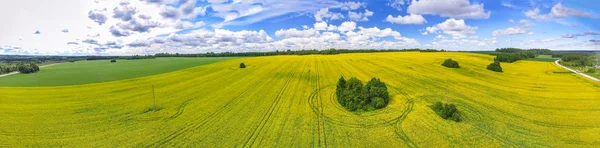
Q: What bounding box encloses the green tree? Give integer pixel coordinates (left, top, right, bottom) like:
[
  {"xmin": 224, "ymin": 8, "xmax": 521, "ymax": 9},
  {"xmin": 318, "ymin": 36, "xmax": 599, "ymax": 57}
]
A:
[
  {"xmin": 240, "ymin": 63, "xmax": 246, "ymax": 68},
  {"xmin": 442, "ymin": 58, "xmax": 460, "ymax": 68},
  {"xmin": 336, "ymin": 76, "xmax": 390, "ymax": 112},
  {"xmin": 487, "ymin": 61, "xmax": 503, "ymax": 72}
]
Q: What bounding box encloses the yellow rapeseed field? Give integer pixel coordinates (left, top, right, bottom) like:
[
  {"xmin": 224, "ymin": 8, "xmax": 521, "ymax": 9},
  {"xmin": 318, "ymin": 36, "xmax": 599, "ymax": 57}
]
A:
[{"xmin": 0, "ymin": 52, "xmax": 598, "ymax": 147}]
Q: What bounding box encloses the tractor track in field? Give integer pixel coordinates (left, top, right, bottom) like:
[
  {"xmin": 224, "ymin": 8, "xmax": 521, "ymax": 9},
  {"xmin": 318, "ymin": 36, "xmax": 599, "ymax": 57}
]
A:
[
  {"xmin": 390, "ymin": 91, "xmax": 417, "ymax": 148},
  {"xmin": 149, "ymin": 66, "xmax": 280, "ymax": 147},
  {"xmin": 242, "ymin": 66, "xmax": 298, "ymax": 148},
  {"xmin": 306, "ymin": 58, "xmax": 329, "ymax": 147},
  {"xmin": 315, "ymin": 58, "xmax": 327, "ymax": 147}
]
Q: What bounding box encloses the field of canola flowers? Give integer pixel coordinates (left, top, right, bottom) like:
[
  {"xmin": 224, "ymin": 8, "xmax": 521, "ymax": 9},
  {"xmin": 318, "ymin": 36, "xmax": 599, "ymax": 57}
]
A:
[{"xmin": 0, "ymin": 52, "xmax": 599, "ymax": 147}]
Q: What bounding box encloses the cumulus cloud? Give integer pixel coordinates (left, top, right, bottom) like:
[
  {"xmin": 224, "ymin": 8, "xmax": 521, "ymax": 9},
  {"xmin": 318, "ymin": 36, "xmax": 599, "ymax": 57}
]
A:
[
  {"xmin": 88, "ymin": 9, "xmax": 108, "ymax": 25},
  {"xmin": 562, "ymin": 31, "xmax": 600, "ymax": 38},
  {"xmin": 525, "ymin": 3, "xmax": 594, "ymax": 21},
  {"xmin": 388, "ymin": 0, "xmax": 408, "ymax": 11},
  {"xmin": 112, "ymin": 4, "xmax": 137, "ymax": 21},
  {"xmin": 386, "ymin": 14, "xmax": 426, "ymax": 24},
  {"xmin": 424, "ymin": 18, "xmax": 477, "ymax": 38},
  {"xmin": 275, "ymin": 28, "xmax": 321, "ymax": 38},
  {"xmin": 493, "ymin": 19, "xmax": 535, "ymax": 36},
  {"xmin": 314, "ymin": 8, "xmax": 344, "ymax": 22},
  {"xmin": 407, "ymin": 0, "xmax": 490, "ymax": 19},
  {"xmin": 493, "ymin": 28, "xmax": 532, "ymax": 36},
  {"xmin": 340, "ymin": 2, "xmax": 365, "ymax": 10},
  {"xmin": 348, "ymin": 9, "xmax": 374, "ymax": 22},
  {"xmin": 314, "ymin": 21, "xmax": 328, "ymax": 31},
  {"xmin": 338, "ymin": 21, "xmax": 357, "ymax": 32},
  {"xmin": 159, "ymin": 5, "xmax": 179, "ymax": 19}
]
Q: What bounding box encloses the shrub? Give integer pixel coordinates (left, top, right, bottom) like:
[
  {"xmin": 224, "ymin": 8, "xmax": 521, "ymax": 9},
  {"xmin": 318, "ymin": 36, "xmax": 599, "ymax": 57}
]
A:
[
  {"xmin": 430, "ymin": 101, "xmax": 461, "ymax": 122},
  {"xmin": 588, "ymin": 68, "xmax": 597, "ymax": 73},
  {"xmin": 336, "ymin": 76, "xmax": 390, "ymax": 112},
  {"xmin": 110, "ymin": 59, "xmax": 117, "ymax": 63},
  {"xmin": 442, "ymin": 58, "xmax": 460, "ymax": 68},
  {"xmin": 487, "ymin": 61, "xmax": 503, "ymax": 72},
  {"xmin": 240, "ymin": 63, "xmax": 246, "ymax": 68}
]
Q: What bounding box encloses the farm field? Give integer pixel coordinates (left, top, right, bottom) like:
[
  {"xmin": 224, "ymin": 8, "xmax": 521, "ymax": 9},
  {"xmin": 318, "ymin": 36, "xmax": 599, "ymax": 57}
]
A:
[
  {"xmin": 524, "ymin": 54, "xmax": 559, "ymax": 62},
  {"xmin": 0, "ymin": 52, "xmax": 599, "ymax": 147},
  {"xmin": 0, "ymin": 57, "xmax": 236, "ymax": 86}
]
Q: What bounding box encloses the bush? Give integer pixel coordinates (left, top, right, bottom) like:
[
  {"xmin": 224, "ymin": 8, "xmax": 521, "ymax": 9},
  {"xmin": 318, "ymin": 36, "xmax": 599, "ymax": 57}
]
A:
[
  {"xmin": 336, "ymin": 76, "xmax": 390, "ymax": 112},
  {"xmin": 110, "ymin": 59, "xmax": 117, "ymax": 63},
  {"xmin": 442, "ymin": 58, "xmax": 459, "ymax": 68},
  {"xmin": 430, "ymin": 101, "xmax": 461, "ymax": 122},
  {"xmin": 240, "ymin": 63, "xmax": 246, "ymax": 68},
  {"xmin": 487, "ymin": 61, "xmax": 503, "ymax": 72},
  {"xmin": 588, "ymin": 68, "xmax": 597, "ymax": 73}
]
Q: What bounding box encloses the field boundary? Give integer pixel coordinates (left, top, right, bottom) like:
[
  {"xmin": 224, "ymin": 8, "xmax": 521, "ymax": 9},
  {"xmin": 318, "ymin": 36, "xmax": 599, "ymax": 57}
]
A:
[{"xmin": 554, "ymin": 60, "xmax": 600, "ymax": 82}]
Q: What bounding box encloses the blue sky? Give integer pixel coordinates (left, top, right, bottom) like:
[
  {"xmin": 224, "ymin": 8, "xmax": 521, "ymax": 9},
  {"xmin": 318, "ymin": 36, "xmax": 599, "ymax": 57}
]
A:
[{"xmin": 0, "ymin": 0, "xmax": 598, "ymax": 55}]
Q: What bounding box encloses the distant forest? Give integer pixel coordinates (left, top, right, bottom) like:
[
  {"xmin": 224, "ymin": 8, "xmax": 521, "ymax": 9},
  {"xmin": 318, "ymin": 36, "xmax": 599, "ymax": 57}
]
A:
[{"xmin": 1, "ymin": 48, "xmax": 598, "ymax": 74}]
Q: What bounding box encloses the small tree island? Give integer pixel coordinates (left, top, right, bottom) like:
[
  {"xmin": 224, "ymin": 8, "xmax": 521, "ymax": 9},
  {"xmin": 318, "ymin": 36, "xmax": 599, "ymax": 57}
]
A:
[
  {"xmin": 336, "ymin": 76, "xmax": 390, "ymax": 112},
  {"xmin": 442, "ymin": 58, "xmax": 460, "ymax": 68}
]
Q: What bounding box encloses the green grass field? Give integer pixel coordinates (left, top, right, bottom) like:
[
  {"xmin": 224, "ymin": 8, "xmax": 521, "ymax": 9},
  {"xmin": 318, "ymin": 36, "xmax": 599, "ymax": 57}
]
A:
[
  {"xmin": 524, "ymin": 54, "xmax": 559, "ymax": 62},
  {"xmin": 0, "ymin": 57, "xmax": 236, "ymax": 86},
  {"xmin": 0, "ymin": 52, "xmax": 599, "ymax": 147}
]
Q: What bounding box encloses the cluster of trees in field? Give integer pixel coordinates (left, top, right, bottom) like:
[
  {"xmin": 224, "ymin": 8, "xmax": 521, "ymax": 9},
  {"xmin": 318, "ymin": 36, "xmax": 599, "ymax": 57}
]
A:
[
  {"xmin": 492, "ymin": 48, "xmax": 552, "ymax": 63},
  {"xmin": 442, "ymin": 59, "xmax": 460, "ymax": 68},
  {"xmin": 0, "ymin": 63, "xmax": 40, "ymax": 74},
  {"xmin": 16, "ymin": 63, "xmax": 40, "ymax": 74},
  {"xmin": 487, "ymin": 61, "xmax": 503, "ymax": 72},
  {"xmin": 155, "ymin": 48, "xmax": 445, "ymax": 57},
  {"xmin": 431, "ymin": 101, "xmax": 461, "ymax": 122},
  {"xmin": 239, "ymin": 63, "xmax": 246, "ymax": 68},
  {"xmin": 336, "ymin": 77, "xmax": 390, "ymax": 112},
  {"xmin": 0, "ymin": 63, "xmax": 17, "ymax": 74}
]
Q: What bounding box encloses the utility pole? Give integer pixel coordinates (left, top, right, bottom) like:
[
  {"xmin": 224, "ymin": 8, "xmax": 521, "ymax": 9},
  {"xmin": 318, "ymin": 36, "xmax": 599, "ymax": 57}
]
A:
[{"xmin": 152, "ymin": 84, "xmax": 156, "ymax": 111}]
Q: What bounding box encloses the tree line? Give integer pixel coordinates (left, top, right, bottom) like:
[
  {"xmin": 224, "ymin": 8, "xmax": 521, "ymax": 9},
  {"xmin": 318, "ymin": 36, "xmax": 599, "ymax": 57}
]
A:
[
  {"xmin": 155, "ymin": 48, "xmax": 445, "ymax": 58},
  {"xmin": 336, "ymin": 77, "xmax": 390, "ymax": 112},
  {"xmin": 492, "ymin": 48, "xmax": 552, "ymax": 63},
  {"xmin": 554, "ymin": 52, "xmax": 598, "ymax": 67},
  {"xmin": 0, "ymin": 63, "xmax": 40, "ymax": 74}
]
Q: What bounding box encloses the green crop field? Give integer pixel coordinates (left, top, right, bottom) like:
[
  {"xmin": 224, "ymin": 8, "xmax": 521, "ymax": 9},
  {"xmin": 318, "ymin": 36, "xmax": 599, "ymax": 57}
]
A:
[
  {"xmin": 524, "ymin": 55, "xmax": 559, "ymax": 62},
  {"xmin": 0, "ymin": 57, "xmax": 236, "ymax": 86},
  {"xmin": 1, "ymin": 52, "xmax": 599, "ymax": 147}
]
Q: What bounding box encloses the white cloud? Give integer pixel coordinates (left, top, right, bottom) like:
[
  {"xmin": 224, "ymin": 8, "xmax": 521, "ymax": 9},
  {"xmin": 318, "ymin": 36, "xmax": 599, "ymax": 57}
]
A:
[
  {"xmin": 525, "ymin": 3, "xmax": 594, "ymax": 21},
  {"xmin": 275, "ymin": 28, "xmax": 320, "ymax": 38},
  {"xmin": 314, "ymin": 21, "xmax": 328, "ymax": 31},
  {"xmin": 492, "ymin": 19, "xmax": 534, "ymax": 36},
  {"xmin": 314, "ymin": 8, "xmax": 344, "ymax": 22},
  {"xmin": 492, "ymin": 28, "xmax": 531, "ymax": 36},
  {"xmin": 424, "ymin": 18, "xmax": 477, "ymax": 38},
  {"xmin": 348, "ymin": 9, "xmax": 374, "ymax": 22},
  {"xmin": 562, "ymin": 31, "xmax": 600, "ymax": 38},
  {"xmin": 327, "ymin": 24, "xmax": 338, "ymax": 31},
  {"xmin": 339, "ymin": 2, "xmax": 365, "ymax": 10},
  {"xmin": 357, "ymin": 27, "xmax": 402, "ymax": 38},
  {"xmin": 407, "ymin": 0, "xmax": 490, "ymax": 19},
  {"xmin": 386, "ymin": 14, "xmax": 426, "ymax": 24},
  {"xmin": 508, "ymin": 19, "xmax": 514, "ymax": 23},
  {"xmin": 338, "ymin": 21, "xmax": 357, "ymax": 32},
  {"xmin": 388, "ymin": 0, "xmax": 409, "ymax": 11}
]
